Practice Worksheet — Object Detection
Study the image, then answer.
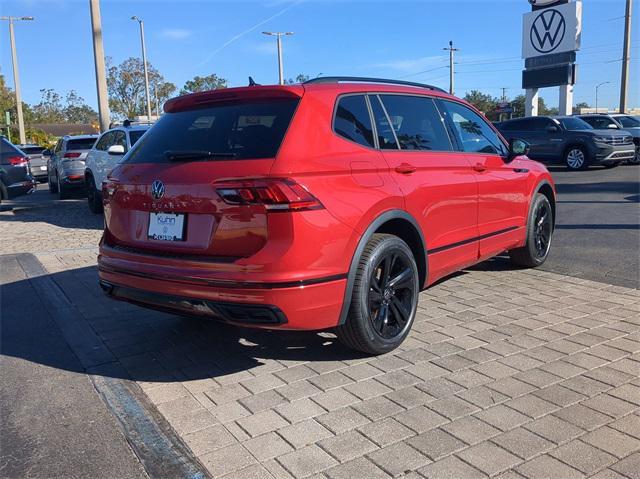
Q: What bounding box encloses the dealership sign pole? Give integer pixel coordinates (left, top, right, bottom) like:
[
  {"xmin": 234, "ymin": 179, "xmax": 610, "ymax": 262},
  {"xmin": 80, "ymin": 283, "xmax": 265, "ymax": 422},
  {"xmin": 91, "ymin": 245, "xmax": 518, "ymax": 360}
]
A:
[{"xmin": 522, "ymin": 0, "xmax": 582, "ymax": 116}]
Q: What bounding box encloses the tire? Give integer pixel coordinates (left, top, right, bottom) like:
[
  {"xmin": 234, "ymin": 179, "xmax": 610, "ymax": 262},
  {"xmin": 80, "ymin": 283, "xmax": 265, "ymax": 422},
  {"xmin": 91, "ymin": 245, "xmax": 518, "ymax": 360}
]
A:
[
  {"xmin": 628, "ymin": 150, "xmax": 640, "ymax": 165},
  {"xmin": 48, "ymin": 172, "xmax": 58, "ymax": 194},
  {"xmin": 565, "ymin": 146, "xmax": 588, "ymax": 170},
  {"xmin": 57, "ymin": 176, "xmax": 69, "ymax": 200},
  {"xmin": 509, "ymin": 193, "xmax": 554, "ymax": 268},
  {"xmin": 86, "ymin": 175, "xmax": 103, "ymax": 214},
  {"xmin": 336, "ymin": 234, "xmax": 419, "ymax": 355}
]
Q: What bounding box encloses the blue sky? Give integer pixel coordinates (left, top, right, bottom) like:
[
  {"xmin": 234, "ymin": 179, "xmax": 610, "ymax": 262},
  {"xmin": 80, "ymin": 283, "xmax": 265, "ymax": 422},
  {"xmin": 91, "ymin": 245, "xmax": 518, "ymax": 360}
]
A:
[{"xmin": 1, "ymin": 0, "xmax": 638, "ymax": 111}]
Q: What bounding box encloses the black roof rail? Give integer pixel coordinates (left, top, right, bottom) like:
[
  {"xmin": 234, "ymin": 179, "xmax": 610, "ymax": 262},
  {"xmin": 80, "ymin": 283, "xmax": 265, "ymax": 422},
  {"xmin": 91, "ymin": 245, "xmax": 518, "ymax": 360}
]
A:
[{"xmin": 303, "ymin": 76, "xmax": 447, "ymax": 93}]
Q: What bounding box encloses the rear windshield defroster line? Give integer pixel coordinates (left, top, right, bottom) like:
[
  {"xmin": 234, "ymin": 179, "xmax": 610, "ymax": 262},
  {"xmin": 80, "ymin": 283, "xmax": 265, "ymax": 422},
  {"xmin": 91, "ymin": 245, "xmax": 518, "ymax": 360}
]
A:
[{"xmin": 124, "ymin": 99, "xmax": 299, "ymax": 164}]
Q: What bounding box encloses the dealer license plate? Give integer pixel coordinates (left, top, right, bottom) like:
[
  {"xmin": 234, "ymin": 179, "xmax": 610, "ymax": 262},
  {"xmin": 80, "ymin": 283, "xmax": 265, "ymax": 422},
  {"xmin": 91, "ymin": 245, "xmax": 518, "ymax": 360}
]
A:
[{"xmin": 148, "ymin": 212, "xmax": 185, "ymax": 241}]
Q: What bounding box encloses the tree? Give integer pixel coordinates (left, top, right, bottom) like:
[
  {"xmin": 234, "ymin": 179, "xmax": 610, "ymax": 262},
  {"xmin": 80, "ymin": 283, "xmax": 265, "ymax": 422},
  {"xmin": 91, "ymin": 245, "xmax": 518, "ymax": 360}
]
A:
[
  {"xmin": 107, "ymin": 57, "xmax": 176, "ymax": 119},
  {"xmin": 180, "ymin": 74, "xmax": 227, "ymax": 94},
  {"xmin": 573, "ymin": 102, "xmax": 590, "ymax": 114},
  {"xmin": 32, "ymin": 88, "xmax": 65, "ymax": 123},
  {"xmin": 285, "ymin": 74, "xmax": 310, "ymax": 84},
  {"xmin": 463, "ymin": 90, "xmax": 499, "ymax": 116},
  {"xmin": 510, "ymin": 94, "xmax": 558, "ymax": 117},
  {"xmin": 64, "ymin": 91, "xmax": 98, "ymax": 124}
]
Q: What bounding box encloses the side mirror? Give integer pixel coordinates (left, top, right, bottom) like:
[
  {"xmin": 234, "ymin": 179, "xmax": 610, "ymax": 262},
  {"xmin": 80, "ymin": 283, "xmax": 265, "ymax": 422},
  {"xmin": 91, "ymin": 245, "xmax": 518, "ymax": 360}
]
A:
[
  {"xmin": 546, "ymin": 125, "xmax": 559, "ymax": 133},
  {"xmin": 42, "ymin": 149, "xmax": 52, "ymax": 156},
  {"xmin": 107, "ymin": 144, "xmax": 125, "ymax": 155},
  {"xmin": 507, "ymin": 138, "xmax": 530, "ymax": 162},
  {"xmin": 607, "ymin": 124, "xmax": 619, "ymax": 129}
]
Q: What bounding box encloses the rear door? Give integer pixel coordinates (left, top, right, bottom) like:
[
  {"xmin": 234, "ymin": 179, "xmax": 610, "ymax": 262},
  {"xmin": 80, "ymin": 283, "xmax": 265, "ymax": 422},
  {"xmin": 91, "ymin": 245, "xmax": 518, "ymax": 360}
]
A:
[
  {"xmin": 439, "ymin": 99, "xmax": 528, "ymax": 259},
  {"xmin": 373, "ymin": 94, "xmax": 479, "ymax": 282},
  {"xmin": 88, "ymin": 131, "xmax": 114, "ymax": 189}
]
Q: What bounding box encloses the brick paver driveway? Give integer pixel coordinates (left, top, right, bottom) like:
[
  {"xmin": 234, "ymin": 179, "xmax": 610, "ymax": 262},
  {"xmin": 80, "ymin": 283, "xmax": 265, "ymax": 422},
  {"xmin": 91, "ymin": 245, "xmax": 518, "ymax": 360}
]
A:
[{"xmin": 2, "ymin": 187, "xmax": 639, "ymax": 478}]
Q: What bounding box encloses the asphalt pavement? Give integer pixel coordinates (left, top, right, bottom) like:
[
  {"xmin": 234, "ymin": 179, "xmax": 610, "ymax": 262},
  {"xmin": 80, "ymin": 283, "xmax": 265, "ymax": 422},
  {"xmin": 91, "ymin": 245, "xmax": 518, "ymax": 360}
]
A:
[{"xmin": 541, "ymin": 164, "xmax": 640, "ymax": 289}]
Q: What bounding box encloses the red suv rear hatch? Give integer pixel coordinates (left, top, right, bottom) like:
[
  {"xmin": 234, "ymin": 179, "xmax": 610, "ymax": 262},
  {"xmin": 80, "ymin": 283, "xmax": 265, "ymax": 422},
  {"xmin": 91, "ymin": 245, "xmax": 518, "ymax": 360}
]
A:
[{"xmin": 103, "ymin": 86, "xmax": 302, "ymax": 259}]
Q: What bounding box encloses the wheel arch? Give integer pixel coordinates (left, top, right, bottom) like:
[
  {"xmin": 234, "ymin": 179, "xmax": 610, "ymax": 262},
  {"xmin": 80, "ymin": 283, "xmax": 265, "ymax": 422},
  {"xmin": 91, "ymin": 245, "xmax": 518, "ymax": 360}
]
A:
[
  {"xmin": 338, "ymin": 210, "xmax": 427, "ymax": 326},
  {"xmin": 534, "ymin": 180, "xmax": 556, "ymax": 229}
]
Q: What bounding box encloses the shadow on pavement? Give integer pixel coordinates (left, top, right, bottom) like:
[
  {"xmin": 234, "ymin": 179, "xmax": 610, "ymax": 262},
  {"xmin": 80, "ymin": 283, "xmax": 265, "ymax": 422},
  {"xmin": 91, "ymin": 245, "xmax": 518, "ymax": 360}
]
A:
[{"xmin": 1, "ymin": 264, "xmax": 366, "ymax": 384}]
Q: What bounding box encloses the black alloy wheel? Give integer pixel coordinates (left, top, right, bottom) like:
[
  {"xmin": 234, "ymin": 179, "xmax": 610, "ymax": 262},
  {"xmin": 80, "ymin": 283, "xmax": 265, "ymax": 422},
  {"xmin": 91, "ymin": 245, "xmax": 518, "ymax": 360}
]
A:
[{"xmin": 368, "ymin": 250, "xmax": 416, "ymax": 340}]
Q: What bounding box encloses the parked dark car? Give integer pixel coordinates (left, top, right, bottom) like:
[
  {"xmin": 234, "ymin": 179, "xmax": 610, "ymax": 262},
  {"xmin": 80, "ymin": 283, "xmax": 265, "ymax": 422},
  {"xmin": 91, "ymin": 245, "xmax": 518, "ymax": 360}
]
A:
[
  {"xmin": 496, "ymin": 116, "xmax": 635, "ymax": 170},
  {"xmin": 17, "ymin": 144, "xmax": 49, "ymax": 181},
  {"xmin": 577, "ymin": 114, "xmax": 640, "ymax": 164},
  {"xmin": 1, "ymin": 136, "xmax": 36, "ymax": 203}
]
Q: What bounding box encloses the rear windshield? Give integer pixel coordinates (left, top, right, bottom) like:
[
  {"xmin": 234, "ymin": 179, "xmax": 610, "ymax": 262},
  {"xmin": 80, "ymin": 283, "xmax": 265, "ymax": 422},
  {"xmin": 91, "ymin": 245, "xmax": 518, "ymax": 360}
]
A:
[
  {"xmin": 21, "ymin": 146, "xmax": 45, "ymax": 154},
  {"xmin": 556, "ymin": 117, "xmax": 592, "ymax": 131},
  {"xmin": 129, "ymin": 130, "xmax": 147, "ymax": 146},
  {"xmin": 67, "ymin": 138, "xmax": 97, "ymax": 150},
  {"xmin": 125, "ymin": 99, "xmax": 299, "ymax": 163}
]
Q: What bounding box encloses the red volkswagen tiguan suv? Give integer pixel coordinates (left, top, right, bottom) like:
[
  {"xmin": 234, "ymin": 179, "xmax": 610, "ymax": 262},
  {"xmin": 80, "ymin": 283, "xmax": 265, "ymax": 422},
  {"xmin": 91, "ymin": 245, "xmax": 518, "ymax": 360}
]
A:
[{"xmin": 99, "ymin": 77, "xmax": 555, "ymax": 354}]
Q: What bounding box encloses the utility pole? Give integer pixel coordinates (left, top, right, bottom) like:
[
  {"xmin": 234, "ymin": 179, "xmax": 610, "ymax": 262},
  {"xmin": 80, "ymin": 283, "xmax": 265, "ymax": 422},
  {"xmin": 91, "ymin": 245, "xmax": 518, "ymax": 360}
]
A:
[
  {"xmin": 619, "ymin": 0, "xmax": 633, "ymax": 113},
  {"xmin": 443, "ymin": 41, "xmax": 459, "ymax": 96},
  {"xmin": 1, "ymin": 15, "xmax": 33, "ymax": 145},
  {"xmin": 501, "ymin": 88, "xmax": 508, "ymax": 102},
  {"xmin": 89, "ymin": 0, "xmax": 110, "ymax": 132},
  {"xmin": 131, "ymin": 16, "xmax": 152, "ymax": 120},
  {"xmin": 262, "ymin": 31, "xmax": 294, "ymax": 85}
]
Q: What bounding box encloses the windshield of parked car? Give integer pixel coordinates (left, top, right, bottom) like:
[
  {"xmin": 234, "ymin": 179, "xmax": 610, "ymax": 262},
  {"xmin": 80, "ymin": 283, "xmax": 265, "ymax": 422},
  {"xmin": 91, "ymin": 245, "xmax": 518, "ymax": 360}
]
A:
[
  {"xmin": 125, "ymin": 99, "xmax": 299, "ymax": 163},
  {"xmin": 129, "ymin": 130, "xmax": 147, "ymax": 146},
  {"xmin": 557, "ymin": 117, "xmax": 593, "ymax": 131},
  {"xmin": 617, "ymin": 116, "xmax": 640, "ymax": 128},
  {"xmin": 67, "ymin": 138, "xmax": 97, "ymax": 150}
]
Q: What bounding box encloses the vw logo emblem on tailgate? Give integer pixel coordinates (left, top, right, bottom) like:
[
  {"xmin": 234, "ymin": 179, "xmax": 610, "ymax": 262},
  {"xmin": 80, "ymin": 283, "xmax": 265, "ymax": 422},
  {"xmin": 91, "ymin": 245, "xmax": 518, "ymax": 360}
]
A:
[
  {"xmin": 530, "ymin": 8, "xmax": 566, "ymax": 54},
  {"xmin": 151, "ymin": 180, "xmax": 165, "ymax": 200}
]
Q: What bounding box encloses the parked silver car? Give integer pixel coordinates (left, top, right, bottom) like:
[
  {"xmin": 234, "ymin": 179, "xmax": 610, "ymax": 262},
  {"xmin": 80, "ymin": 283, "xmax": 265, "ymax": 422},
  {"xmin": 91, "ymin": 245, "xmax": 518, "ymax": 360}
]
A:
[
  {"xmin": 17, "ymin": 144, "xmax": 48, "ymax": 182},
  {"xmin": 45, "ymin": 135, "xmax": 98, "ymax": 199}
]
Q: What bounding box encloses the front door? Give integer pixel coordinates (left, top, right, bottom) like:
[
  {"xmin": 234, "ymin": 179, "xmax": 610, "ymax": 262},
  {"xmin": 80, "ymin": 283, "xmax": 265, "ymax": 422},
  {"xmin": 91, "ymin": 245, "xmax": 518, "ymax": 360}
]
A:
[
  {"xmin": 438, "ymin": 99, "xmax": 528, "ymax": 260},
  {"xmin": 371, "ymin": 94, "xmax": 479, "ymax": 285}
]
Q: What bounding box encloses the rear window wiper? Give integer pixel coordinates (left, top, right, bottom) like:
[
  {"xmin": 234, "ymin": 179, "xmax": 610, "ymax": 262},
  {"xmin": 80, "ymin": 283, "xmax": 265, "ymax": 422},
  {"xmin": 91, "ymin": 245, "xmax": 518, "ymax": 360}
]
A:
[{"xmin": 164, "ymin": 150, "xmax": 237, "ymax": 161}]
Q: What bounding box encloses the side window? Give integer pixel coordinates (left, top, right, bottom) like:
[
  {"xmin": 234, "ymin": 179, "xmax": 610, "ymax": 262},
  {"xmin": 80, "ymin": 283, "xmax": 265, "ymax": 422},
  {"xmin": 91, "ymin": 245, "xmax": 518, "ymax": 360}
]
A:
[
  {"xmin": 441, "ymin": 100, "xmax": 507, "ymax": 155},
  {"xmin": 532, "ymin": 118, "xmax": 553, "ymax": 131},
  {"xmin": 379, "ymin": 95, "xmax": 452, "ymax": 151},
  {"xmin": 95, "ymin": 132, "xmax": 113, "ymax": 151},
  {"xmin": 113, "ymin": 131, "xmax": 127, "ymax": 149},
  {"xmin": 370, "ymin": 95, "xmax": 398, "ymax": 150},
  {"xmin": 333, "ymin": 95, "xmax": 375, "ymax": 148}
]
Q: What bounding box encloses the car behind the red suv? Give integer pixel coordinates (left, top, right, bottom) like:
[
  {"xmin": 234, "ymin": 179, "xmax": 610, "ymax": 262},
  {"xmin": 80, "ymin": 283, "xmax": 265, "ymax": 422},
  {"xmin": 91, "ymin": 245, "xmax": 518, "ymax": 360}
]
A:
[{"xmin": 99, "ymin": 77, "xmax": 556, "ymax": 354}]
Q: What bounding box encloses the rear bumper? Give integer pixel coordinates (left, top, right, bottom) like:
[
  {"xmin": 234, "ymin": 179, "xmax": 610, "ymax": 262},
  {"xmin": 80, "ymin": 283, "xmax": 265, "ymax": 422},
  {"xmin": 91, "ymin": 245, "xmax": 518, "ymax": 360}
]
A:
[
  {"xmin": 98, "ymin": 260, "xmax": 347, "ymax": 330},
  {"xmin": 6, "ymin": 179, "xmax": 37, "ymax": 197}
]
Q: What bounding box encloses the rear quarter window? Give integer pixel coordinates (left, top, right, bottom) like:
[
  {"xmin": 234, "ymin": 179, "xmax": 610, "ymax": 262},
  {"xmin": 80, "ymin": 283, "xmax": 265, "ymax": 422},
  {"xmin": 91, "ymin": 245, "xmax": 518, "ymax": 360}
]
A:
[
  {"xmin": 333, "ymin": 95, "xmax": 375, "ymax": 148},
  {"xmin": 125, "ymin": 99, "xmax": 299, "ymax": 163}
]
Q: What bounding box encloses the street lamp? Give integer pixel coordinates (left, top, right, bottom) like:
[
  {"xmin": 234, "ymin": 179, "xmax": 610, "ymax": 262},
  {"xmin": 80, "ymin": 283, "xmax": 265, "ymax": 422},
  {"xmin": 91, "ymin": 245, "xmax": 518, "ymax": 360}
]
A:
[
  {"xmin": 595, "ymin": 81, "xmax": 611, "ymax": 113},
  {"xmin": 1, "ymin": 15, "xmax": 34, "ymax": 144},
  {"xmin": 262, "ymin": 31, "xmax": 294, "ymax": 85},
  {"xmin": 131, "ymin": 16, "xmax": 152, "ymax": 120}
]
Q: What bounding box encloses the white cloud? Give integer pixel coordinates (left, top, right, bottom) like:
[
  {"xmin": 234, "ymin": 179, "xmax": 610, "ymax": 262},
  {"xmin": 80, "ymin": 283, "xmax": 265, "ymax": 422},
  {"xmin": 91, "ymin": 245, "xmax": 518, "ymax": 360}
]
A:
[{"xmin": 160, "ymin": 28, "xmax": 193, "ymax": 40}]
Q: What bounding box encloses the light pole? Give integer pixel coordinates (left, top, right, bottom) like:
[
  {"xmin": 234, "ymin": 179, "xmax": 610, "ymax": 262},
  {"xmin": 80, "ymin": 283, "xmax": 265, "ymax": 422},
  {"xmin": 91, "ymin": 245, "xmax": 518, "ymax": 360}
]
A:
[
  {"xmin": 1, "ymin": 15, "xmax": 33, "ymax": 145},
  {"xmin": 131, "ymin": 16, "xmax": 152, "ymax": 120},
  {"xmin": 443, "ymin": 40, "xmax": 459, "ymax": 96},
  {"xmin": 262, "ymin": 31, "xmax": 294, "ymax": 85},
  {"xmin": 619, "ymin": 0, "xmax": 633, "ymax": 113},
  {"xmin": 595, "ymin": 81, "xmax": 610, "ymax": 113},
  {"xmin": 89, "ymin": 0, "xmax": 110, "ymax": 132}
]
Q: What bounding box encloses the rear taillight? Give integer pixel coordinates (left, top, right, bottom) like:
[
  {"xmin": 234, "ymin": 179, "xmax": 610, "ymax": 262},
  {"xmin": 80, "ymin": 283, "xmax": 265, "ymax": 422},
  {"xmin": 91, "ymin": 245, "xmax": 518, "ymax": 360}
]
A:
[
  {"xmin": 102, "ymin": 180, "xmax": 116, "ymax": 205},
  {"xmin": 8, "ymin": 155, "xmax": 28, "ymax": 166},
  {"xmin": 215, "ymin": 178, "xmax": 324, "ymax": 212},
  {"xmin": 64, "ymin": 152, "xmax": 81, "ymax": 158}
]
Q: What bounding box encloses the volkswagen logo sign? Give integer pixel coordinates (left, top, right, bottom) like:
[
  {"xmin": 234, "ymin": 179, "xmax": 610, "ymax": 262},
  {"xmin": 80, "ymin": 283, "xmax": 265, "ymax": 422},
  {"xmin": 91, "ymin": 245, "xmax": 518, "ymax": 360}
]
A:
[
  {"xmin": 530, "ymin": 8, "xmax": 566, "ymax": 54},
  {"xmin": 151, "ymin": 180, "xmax": 165, "ymax": 200}
]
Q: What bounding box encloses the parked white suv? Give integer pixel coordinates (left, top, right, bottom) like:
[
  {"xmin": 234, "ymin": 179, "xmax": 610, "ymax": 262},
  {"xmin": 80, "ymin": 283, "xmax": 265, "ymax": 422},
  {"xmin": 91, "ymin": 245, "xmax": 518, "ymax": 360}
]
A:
[{"xmin": 85, "ymin": 122, "xmax": 151, "ymax": 213}]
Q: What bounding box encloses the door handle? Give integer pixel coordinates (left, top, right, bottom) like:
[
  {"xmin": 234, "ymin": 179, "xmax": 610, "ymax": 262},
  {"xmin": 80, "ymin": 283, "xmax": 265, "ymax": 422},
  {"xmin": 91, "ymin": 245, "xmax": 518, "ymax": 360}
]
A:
[
  {"xmin": 395, "ymin": 163, "xmax": 417, "ymax": 174},
  {"xmin": 472, "ymin": 163, "xmax": 487, "ymax": 172}
]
